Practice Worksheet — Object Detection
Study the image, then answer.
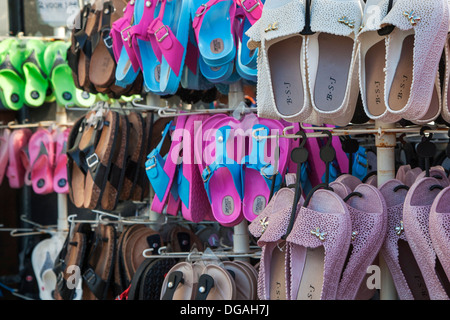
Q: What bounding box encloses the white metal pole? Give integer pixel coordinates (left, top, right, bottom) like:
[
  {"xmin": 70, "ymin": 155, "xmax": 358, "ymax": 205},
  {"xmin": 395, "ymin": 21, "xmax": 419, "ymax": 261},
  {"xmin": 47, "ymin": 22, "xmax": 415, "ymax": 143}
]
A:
[
  {"xmin": 228, "ymin": 80, "xmax": 250, "ymax": 261},
  {"xmin": 146, "ymin": 93, "xmax": 164, "ymax": 230},
  {"xmin": 375, "ymin": 120, "xmax": 398, "ymax": 300}
]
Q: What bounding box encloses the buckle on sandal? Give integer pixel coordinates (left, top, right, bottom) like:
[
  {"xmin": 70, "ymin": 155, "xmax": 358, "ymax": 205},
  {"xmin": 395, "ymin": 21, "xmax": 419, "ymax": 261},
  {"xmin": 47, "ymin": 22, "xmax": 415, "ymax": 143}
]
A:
[
  {"xmin": 146, "ymin": 155, "xmax": 156, "ymax": 171},
  {"xmin": 83, "ymin": 268, "xmax": 96, "ymax": 284},
  {"xmin": 86, "ymin": 153, "xmax": 99, "ymax": 168},
  {"xmin": 121, "ymin": 25, "xmax": 133, "ymax": 45},
  {"xmin": 241, "ymin": 0, "xmax": 259, "ymax": 13},
  {"xmin": 202, "ymin": 166, "xmax": 212, "ymax": 183},
  {"xmin": 154, "ymin": 25, "xmax": 169, "ymax": 43},
  {"xmin": 195, "ymin": 4, "xmax": 208, "ymax": 17}
]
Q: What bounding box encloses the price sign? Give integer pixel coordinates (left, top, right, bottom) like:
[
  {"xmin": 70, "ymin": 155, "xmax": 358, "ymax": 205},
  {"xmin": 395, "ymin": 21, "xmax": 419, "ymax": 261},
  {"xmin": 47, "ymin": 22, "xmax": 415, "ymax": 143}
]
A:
[{"xmin": 36, "ymin": 0, "xmax": 80, "ymax": 28}]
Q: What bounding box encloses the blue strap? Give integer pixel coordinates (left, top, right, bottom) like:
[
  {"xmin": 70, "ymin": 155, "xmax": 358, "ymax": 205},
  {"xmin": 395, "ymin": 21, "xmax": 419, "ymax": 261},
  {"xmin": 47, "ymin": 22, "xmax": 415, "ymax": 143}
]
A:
[
  {"xmin": 352, "ymin": 146, "xmax": 368, "ymax": 180},
  {"xmin": 201, "ymin": 125, "xmax": 242, "ymax": 202},
  {"xmin": 242, "ymin": 124, "xmax": 282, "ymax": 192},
  {"xmin": 145, "ymin": 121, "xmax": 174, "ymax": 202},
  {"xmin": 177, "ymin": 164, "xmax": 190, "ymax": 209}
]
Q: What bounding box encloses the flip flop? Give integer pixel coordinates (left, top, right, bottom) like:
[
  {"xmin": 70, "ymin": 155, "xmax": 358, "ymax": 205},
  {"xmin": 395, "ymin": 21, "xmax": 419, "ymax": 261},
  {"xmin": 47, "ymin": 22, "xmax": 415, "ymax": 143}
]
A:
[
  {"xmin": 100, "ymin": 114, "xmax": 130, "ymax": 211},
  {"xmin": 53, "ymin": 127, "xmax": 71, "ymax": 194},
  {"xmin": 28, "ymin": 128, "xmax": 55, "ymax": 195},
  {"xmin": 161, "ymin": 261, "xmax": 202, "ymax": 300},
  {"xmin": 403, "ymin": 176, "xmax": 450, "ymax": 300},
  {"xmin": 22, "ymin": 39, "xmax": 49, "ymax": 107},
  {"xmin": 286, "ymin": 189, "xmax": 352, "ymax": 300},
  {"xmin": 0, "ymin": 128, "xmax": 10, "ymax": 186},
  {"xmin": 6, "ymin": 128, "xmax": 32, "ymax": 189},
  {"xmin": 241, "ymin": 120, "xmax": 290, "ymax": 222},
  {"xmin": 0, "ymin": 39, "xmax": 26, "ymax": 110},
  {"xmin": 147, "ymin": 116, "xmax": 187, "ymax": 214},
  {"xmin": 82, "ymin": 224, "xmax": 117, "ymax": 300},
  {"xmin": 191, "ymin": 0, "xmax": 237, "ymax": 67},
  {"xmin": 337, "ymin": 184, "xmax": 388, "ymax": 300},
  {"xmin": 31, "ymin": 232, "xmax": 66, "ymax": 300},
  {"xmin": 195, "ymin": 264, "xmax": 236, "ymax": 300},
  {"xmin": 178, "ymin": 114, "xmax": 214, "ymax": 223},
  {"xmin": 429, "ymin": 186, "xmax": 450, "ymax": 286},
  {"xmin": 222, "ymin": 260, "xmax": 256, "ymax": 300},
  {"xmin": 43, "ymin": 41, "xmax": 77, "ymax": 107}
]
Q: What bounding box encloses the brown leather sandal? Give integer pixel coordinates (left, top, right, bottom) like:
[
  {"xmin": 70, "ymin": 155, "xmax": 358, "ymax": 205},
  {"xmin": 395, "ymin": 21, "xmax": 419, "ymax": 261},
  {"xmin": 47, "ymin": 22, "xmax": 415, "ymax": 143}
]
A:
[
  {"xmin": 82, "ymin": 223, "xmax": 117, "ymax": 300},
  {"xmin": 119, "ymin": 112, "xmax": 144, "ymax": 201},
  {"xmin": 83, "ymin": 110, "xmax": 120, "ymax": 210},
  {"xmin": 100, "ymin": 113, "xmax": 130, "ymax": 211}
]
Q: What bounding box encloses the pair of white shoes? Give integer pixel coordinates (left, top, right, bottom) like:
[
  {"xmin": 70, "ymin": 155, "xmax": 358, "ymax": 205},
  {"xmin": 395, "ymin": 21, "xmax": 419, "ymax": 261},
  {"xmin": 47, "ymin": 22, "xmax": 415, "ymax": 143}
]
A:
[{"xmin": 248, "ymin": 0, "xmax": 450, "ymax": 126}]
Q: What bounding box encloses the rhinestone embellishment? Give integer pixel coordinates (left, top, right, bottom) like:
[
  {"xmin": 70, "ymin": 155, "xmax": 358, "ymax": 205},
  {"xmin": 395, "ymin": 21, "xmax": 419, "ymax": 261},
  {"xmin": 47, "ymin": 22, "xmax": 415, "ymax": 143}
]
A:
[
  {"xmin": 395, "ymin": 221, "xmax": 404, "ymax": 236},
  {"xmin": 311, "ymin": 227, "xmax": 327, "ymax": 241},
  {"xmin": 338, "ymin": 16, "xmax": 355, "ymax": 29},
  {"xmin": 403, "ymin": 10, "xmax": 421, "ymax": 26}
]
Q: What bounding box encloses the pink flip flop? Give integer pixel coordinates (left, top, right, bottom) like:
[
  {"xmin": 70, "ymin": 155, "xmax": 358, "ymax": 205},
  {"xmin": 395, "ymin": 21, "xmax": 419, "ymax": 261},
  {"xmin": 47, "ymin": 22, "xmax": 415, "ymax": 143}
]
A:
[
  {"xmin": 7, "ymin": 128, "xmax": 32, "ymax": 189},
  {"xmin": 241, "ymin": 119, "xmax": 290, "ymax": 222},
  {"xmin": 337, "ymin": 184, "xmax": 388, "ymax": 300},
  {"xmin": 178, "ymin": 114, "xmax": 213, "ymax": 223},
  {"xmin": 28, "ymin": 128, "xmax": 55, "ymax": 195},
  {"xmin": 429, "ymin": 186, "xmax": 450, "ymax": 286},
  {"xmin": 53, "ymin": 127, "xmax": 71, "ymax": 194},
  {"xmin": 19, "ymin": 144, "xmax": 32, "ymax": 186},
  {"xmin": 403, "ymin": 176, "xmax": 450, "ymax": 300},
  {"xmin": 0, "ymin": 128, "xmax": 10, "ymax": 186}
]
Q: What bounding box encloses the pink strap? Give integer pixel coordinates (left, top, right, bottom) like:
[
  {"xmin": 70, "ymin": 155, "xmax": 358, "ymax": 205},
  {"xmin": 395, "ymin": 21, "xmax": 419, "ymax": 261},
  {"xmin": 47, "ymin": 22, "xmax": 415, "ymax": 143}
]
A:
[
  {"xmin": 146, "ymin": 0, "xmax": 185, "ymax": 76},
  {"xmin": 192, "ymin": 0, "xmax": 237, "ymax": 45},
  {"xmin": 110, "ymin": 2, "xmax": 135, "ymax": 63},
  {"xmin": 185, "ymin": 39, "xmax": 199, "ymax": 75},
  {"xmin": 236, "ymin": 0, "xmax": 263, "ymax": 25}
]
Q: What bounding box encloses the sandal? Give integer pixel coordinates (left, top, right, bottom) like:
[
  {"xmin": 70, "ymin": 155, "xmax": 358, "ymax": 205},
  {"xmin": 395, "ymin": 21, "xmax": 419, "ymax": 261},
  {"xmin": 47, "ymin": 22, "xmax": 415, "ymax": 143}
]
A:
[
  {"xmin": 0, "ymin": 128, "xmax": 10, "ymax": 186},
  {"xmin": 6, "ymin": 128, "xmax": 32, "ymax": 189},
  {"xmin": 28, "ymin": 128, "xmax": 55, "ymax": 195},
  {"xmin": 22, "ymin": 39, "xmax": 49, "ymax": 107},
  {"xmin": 0, "ymin": 39, "xmax": 26, "ymax": 110}
]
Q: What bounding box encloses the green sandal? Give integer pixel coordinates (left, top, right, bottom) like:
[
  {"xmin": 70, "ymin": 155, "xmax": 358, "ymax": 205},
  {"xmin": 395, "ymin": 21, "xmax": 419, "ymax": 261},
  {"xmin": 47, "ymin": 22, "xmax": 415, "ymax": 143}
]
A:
[
  {"xmin": 22, "ymin": 39, "xmax": 49, "ymax": 107},
  {"xmin": 43, "ymin": 41, "xmax": 77, "ymax": 107},
  {"xmin": 0, "ymin": 39, "xmax": 26, "ymax": 111}
]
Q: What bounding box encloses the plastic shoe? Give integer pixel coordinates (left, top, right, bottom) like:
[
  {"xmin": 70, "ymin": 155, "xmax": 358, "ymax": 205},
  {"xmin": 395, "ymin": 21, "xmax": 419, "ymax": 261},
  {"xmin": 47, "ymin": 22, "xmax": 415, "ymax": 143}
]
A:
[
  {"xmin": 43, "ymin": 41, "xmax": 77, "ymax": 107},
  {"xmin": 191, "ymin": 0, "xmax": 237, "ymax": 67},
  {"xmin": 22, "ymin": 39, "xmax": 49, "ymax": 107},
  {"xmin": 147, "ymin": 117, "xmax": 187, "ymax": 213},
  {"xmin": 245, "ymin": 0, "xmax": 312, "ymax": 123},
  {"xmin": 111, "ymin": 0, "xmax": 141, "ymax": 88},
  {"xmin": 0, "ymin": 38, "xmax": 26, "ymax": 110},
  {"xmin": 53, "ymin": 127, "xmax": 71, "ymax": 194},
  {"xmin": 28, "ymin": 128, "xmax": 55, "ymax": 195},
  {"xmin": 199, "ymin": 57, "xmax": 235, "ymax": 84},
  {"xmin": 6, "ymin": 128, "xmax": 32, "ymax": 189},
  {"xmin": 155, "ymin": 0, "xmax": 191, "ymax": 95},
  {"xmin": 383, "ymin": 0, "xmax": 449, "ymax": 121},
  {"xmin": 403, "ymin": 177, "xmax": 450, "ymax": 300},
  {"xmin": 286, "ymin": 189, "xmax": 352, "ymax": 300},
  {"xmin": 337, "ymin": 184, "xmax": 388, "ymax": 300},
  {"xmin": 75, "ymin": 89, "xmax": 97, "ymax": 108},
  {"xmin": 241, "ymin": 120, "xmax": 290, "ymax": 222},
  {"xmin": 31, "ymin": 233, "xmax": 66, "ymax": 300}
]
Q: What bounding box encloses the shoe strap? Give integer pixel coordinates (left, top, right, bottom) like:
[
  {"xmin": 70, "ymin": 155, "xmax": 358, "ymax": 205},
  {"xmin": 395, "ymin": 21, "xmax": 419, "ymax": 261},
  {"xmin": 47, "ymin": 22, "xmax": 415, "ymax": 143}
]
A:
[
  {"xmin": 90, "ymin": 1, "xmax": 115, "ymax": 61},
  {"xmin": 147, "ymin": 0, "xmax": 185, "ymax": 77},
  {"xmin": 201, "ymin": 125, "xmax": 243, "ymax": 202},
  {"xmin": 110, "ymin": 1, "xmax": 138, "ymax": 66},
  {"xmin": 236, "ymin": 0, "xmax": 263, "ymax": 25}
]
